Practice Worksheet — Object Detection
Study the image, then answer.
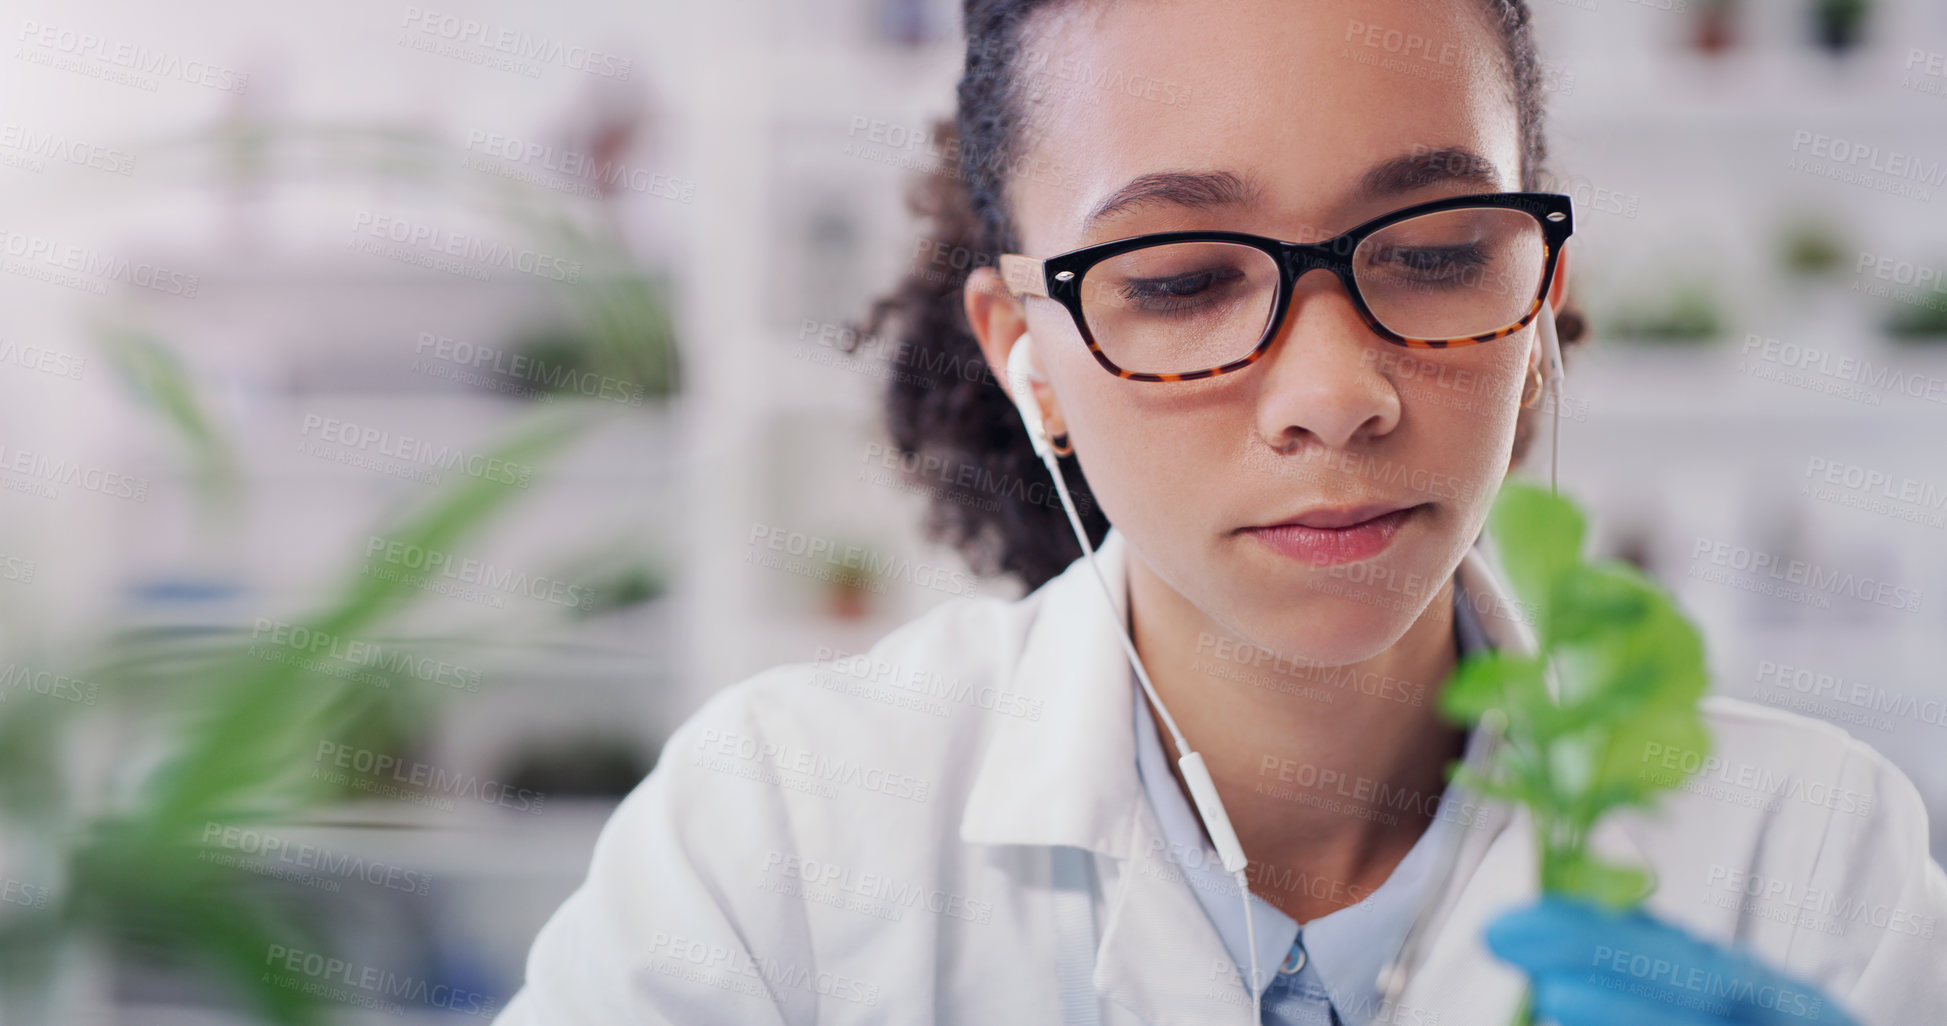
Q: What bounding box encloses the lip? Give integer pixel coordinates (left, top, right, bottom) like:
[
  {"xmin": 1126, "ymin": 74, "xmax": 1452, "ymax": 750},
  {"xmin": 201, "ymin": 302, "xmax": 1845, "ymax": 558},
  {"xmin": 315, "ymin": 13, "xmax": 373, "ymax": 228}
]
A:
[
  {"xmin": 1256, "ymin": 502, "xmax": 1414, "ymax": 531},
  {"xmin": 1240, "ymin": 503, "xmax": 1425, "ymax": 567}
]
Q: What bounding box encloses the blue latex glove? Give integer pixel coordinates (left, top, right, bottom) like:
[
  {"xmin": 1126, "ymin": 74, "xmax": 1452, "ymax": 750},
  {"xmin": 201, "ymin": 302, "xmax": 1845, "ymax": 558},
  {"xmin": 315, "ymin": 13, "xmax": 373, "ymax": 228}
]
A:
[{"xmin": 1485, "ymin": 896, "xmax": 1859, "ymax": 1026}]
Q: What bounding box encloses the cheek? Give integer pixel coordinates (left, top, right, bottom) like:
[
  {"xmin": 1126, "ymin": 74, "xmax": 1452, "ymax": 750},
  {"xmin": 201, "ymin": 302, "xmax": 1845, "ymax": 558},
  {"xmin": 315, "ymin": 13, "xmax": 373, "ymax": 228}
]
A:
[
  {"xmin": 1393, "ymin": 347, "xmax": 1528, "ymax": 457},
  {"xmin": 1068, "ymin": 389, "xmax": 1206, "ymax": 520},
  {"xmin": 1051, "ymin": 363, "xmax": 1223, "ymax": 533},
  {"xmin": 1390, "ymin": 347, "xmax": 1530, "ymax": 547}
]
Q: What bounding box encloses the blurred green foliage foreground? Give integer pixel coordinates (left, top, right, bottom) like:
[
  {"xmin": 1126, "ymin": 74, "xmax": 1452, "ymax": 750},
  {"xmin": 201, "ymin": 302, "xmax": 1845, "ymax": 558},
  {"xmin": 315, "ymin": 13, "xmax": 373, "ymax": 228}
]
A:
[{"xmin": 0, "ymin": 121, "xmax": 681, "ymax": 1024}]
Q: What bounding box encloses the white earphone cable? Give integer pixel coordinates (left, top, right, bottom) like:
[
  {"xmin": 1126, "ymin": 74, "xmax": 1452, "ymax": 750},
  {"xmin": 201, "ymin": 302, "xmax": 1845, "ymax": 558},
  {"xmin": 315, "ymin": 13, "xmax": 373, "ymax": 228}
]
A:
[
  {"xmin": 1007, "ymin": 337, "xmax": 1264, "ymax": 1023},
  {"xmin": 1540, "ymin": 297, "xmax": 1563, "ymax": 496}
]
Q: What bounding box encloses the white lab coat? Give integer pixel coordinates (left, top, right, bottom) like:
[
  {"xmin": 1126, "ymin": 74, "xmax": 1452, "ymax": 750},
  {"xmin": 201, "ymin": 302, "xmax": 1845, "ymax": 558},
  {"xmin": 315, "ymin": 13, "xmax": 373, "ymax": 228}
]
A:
[{"xmin": 496, "ymin": 526, "xmax": 1947, "ymax": 1025}]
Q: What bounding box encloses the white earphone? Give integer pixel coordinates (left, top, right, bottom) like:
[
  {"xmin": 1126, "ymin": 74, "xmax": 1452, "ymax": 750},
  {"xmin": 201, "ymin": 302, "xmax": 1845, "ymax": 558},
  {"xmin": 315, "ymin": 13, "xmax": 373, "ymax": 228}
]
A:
[
  {"xmin": 1004, "ymin": 338, "xmax": 1056, "ymax": 460},
  {"xmin": 1003, "ymin": 332, "xmax": 1266, "ymax": 1019},
  {"xmin": 1537, "ymin": 297, "xmax": 1565, "ymax": 495}
]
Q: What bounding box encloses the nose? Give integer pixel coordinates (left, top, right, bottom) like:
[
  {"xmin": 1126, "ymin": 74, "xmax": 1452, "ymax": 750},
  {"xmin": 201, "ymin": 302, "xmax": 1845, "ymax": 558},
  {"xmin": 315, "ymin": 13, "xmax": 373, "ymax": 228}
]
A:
[{"xmin": 1249, "ymin": 266, "xmax": 1402, "ymax": 452}]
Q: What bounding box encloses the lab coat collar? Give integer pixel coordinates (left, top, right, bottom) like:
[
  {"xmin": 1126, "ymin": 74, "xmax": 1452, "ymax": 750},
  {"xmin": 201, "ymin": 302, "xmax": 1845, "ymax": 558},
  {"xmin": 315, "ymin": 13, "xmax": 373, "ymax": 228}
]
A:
[
  {"xmin": 959, "ymin": 524, "xmax": 1144, "ymax": 858},
  {"xmin": 959, "ymin": 525, "xmax": 1260, "ymax": 1023}
]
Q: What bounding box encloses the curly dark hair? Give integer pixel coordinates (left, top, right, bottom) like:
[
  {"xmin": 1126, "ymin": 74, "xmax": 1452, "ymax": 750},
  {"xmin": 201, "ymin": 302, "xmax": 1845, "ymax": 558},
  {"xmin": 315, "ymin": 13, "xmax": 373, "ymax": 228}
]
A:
[{"xmin": 856, "ymin": 0, "xmax": 1589, "ymax": 593}]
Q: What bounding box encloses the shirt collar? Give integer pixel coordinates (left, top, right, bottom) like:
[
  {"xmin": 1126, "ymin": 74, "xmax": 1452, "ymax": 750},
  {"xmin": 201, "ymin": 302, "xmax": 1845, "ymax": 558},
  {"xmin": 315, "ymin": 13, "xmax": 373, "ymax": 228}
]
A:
[{"xmin": 1129, "ymin": 568, "xmax": 1500, "ymax": 1026}]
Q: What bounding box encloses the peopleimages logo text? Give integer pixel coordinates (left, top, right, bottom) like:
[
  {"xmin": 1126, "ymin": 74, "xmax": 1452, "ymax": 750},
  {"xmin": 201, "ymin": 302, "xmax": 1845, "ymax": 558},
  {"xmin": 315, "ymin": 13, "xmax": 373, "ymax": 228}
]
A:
[
  {"xmin": 347, "ymin": 211, "xmax": 581, "ymax": 283},
  {"xmin": 398, "ymin": 7, "xmax": 632, "ymax": 79},
  {"xmin": 1690, "ymin": 537, "xmax": 1923, "ymax": 613}
]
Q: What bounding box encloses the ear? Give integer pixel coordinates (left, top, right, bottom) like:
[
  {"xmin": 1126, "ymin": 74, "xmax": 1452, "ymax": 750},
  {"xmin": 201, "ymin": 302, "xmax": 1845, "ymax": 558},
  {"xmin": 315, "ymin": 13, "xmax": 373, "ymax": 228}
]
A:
[{"xmin": 963, "ymin": 267, "xmax": 1067, "ymax": 439}]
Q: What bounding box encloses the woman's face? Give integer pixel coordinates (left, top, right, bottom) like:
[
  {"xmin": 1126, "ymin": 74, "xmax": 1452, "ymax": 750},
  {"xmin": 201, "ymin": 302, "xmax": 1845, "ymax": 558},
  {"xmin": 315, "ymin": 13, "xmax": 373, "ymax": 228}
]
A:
[{"xmin": 976, "ymin": 0, "xmax": 1569, "ymax": 666}]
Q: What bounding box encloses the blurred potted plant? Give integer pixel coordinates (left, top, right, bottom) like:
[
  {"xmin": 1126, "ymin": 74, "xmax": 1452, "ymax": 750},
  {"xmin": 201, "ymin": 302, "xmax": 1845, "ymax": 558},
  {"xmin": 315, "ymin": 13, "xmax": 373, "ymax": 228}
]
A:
[
  {"xmin": 553, "ymin": 547, "xmax": 669, "ymax": 619},
  {"xmin": 1882, "ymin": 294, "xmax": 1947, "ymax": 343},
  {"xmin": 824, "ymin": 540, "xmax": 885, "ymax": 620},
  {"xmin": 1690, "ymin": 0, "xmax": 1740, "ymax": 55},
  {"xmin": 1602, "ymin": 279, "xmax": 1728, "ymax": 345},
  {"xmin": 1774, "ymin": 215, "xmax": 1863, "ymax": 329},
  {"xmin": 0, "ymin": 410, "xmax": 585, "ymax": 1025},
  {"xmin": 502, "ymin": 733, "xmax": 655, "ymax": 798},
  {"xmin": 1810, "ymin": 0, "xmax": 1870, "ymax": 55},
  {"xmin": 1776, "ymin": 216, "xmax": 1849, "ymax": 280}
]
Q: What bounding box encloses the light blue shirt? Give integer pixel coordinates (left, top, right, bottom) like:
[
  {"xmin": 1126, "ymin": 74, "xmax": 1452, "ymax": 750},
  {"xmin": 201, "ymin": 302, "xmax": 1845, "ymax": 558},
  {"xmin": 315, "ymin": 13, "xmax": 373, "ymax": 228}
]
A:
[{"xmin": 1132, "ymin": 574, "xmax": 1495, "ymax": 1026}]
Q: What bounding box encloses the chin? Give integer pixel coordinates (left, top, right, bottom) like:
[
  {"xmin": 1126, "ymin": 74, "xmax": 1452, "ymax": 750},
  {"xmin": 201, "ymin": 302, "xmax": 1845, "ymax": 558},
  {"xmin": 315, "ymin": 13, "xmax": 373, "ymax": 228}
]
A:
[
  {"xmin": 1273, "ymin": 591, "xmax": 1422, "ymax": 668},
  {"xmin": 1220, "ymin": 532, "xmax": 1450, "ymax": 668}
]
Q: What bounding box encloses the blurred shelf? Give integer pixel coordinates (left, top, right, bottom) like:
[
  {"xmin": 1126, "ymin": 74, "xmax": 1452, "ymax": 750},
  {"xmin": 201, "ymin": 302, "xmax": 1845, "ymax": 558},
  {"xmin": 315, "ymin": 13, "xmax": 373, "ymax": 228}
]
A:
[
  {"xmin": 240, "ymin": 797, "xmax": 619, "ymax": 881},
  {"xmin": 1569, "ymin": 338, "xmax": 1947, "ymax": 425},
  {"xmin": 1555, "ymin": 70, "xmax": 1946, "ymax": 131}
]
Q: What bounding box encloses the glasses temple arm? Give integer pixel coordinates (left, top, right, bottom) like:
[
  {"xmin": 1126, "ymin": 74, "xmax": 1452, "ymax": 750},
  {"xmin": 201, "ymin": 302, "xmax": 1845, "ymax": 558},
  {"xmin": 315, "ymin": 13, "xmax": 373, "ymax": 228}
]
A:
[{"xmin": 997, "ymin": 254, "xmax": 1048, "ymax": 298}]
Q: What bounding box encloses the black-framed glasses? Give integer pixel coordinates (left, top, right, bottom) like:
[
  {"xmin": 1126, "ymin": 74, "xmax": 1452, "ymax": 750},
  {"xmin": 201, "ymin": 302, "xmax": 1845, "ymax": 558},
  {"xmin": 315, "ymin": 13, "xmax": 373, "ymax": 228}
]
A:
[{"xmin": 997, "ymin": 191, "xmax": 1573, "ymax": 382}]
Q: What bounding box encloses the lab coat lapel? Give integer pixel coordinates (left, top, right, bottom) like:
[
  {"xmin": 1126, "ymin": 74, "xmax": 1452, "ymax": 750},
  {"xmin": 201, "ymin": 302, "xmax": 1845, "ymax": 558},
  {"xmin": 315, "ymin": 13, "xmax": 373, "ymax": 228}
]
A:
[
  {"xmin": 959, "ymin": 525, "xmax": 1143, "ymax": 858},
  {"xmin": 1093, "ymin": 797, "xmax": 1255, "ymax": 1025},
  {"xmin": 1392, "ymin": 803, "xmax": 1537, "ymax": 1026},
  {"xmin": 958, "ymin": 526, "xmax": 1245, "ymax": 1022},
  {"xmin": 1391, "ymin": 807, "xmax": 1659, "ymax": 1026}
]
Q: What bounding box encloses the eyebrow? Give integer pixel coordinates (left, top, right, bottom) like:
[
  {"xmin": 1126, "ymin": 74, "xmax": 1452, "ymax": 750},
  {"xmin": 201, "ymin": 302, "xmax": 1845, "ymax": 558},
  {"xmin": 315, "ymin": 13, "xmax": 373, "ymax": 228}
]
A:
[
  {"xmin": 1079, "ymin": 169, "xmax": 1262, "ymax": 235},
  {"xmin": 1078, "ymin": 147, "xmax": 1507, "ymax": 236},
  {"xmin": 1355, "ymin": 146, "xmax": 1504, "ymax": 200}
]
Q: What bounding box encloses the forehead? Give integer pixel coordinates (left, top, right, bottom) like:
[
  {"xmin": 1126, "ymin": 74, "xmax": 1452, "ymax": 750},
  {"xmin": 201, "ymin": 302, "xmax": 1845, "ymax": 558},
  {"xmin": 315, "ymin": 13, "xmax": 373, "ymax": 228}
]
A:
[{"xmin": 1006, "ymin": 0, "xmax": 1522, "ymax": 252}]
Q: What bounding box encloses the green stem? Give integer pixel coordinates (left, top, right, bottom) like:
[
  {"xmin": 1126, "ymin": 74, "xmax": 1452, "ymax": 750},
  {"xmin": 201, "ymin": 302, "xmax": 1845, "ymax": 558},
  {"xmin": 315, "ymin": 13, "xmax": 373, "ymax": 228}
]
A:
[{"xmin": 1511, "ymin": 985, "xmax": 1536, "ymax": 1026}]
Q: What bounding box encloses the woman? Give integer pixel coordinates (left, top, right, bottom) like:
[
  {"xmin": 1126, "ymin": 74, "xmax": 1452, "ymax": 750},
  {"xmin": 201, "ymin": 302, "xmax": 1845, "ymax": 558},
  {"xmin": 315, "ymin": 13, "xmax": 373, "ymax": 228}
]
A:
[{"xmin": 498, "ymin": 1, "xmax": 1947, "ymax": 1023}]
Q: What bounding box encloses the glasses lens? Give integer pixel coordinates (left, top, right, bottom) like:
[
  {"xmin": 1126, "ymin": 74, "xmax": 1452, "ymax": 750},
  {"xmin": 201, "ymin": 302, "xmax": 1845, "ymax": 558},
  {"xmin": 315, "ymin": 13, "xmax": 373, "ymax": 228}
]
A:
[
  {"xmin": 1353, "ymin": 207, "xmax": 1547, "ymax": 340},
  {"xmin": 1078, "ymin": 241, "xmax": 1279, "ymax": 376}
]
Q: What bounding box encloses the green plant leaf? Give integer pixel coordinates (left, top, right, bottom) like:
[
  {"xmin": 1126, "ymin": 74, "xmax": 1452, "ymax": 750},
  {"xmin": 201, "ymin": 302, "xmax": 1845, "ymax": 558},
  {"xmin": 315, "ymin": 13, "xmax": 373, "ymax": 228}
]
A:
[
  {"xmin": 1486, "ymin": 483, "xmax": 1585, "ymax": 644},
  {"xmin": 1543, "ymin": 851, "xmax": 1652, "ymax": 911},
  {"xmin": 1549, "ymin": 564, "xmax": 1651, "ymax": 648},
  {"xmin": 1443, "ymin": 480, "xmax": 1713, "ymax": 916},
  {"xmin": 137, "ymin": 409, "xmax": 586, "ymax": 828},
  {"xmin": 1439, "ymin": 650, "xmax": 1543, "ymax": 724}
]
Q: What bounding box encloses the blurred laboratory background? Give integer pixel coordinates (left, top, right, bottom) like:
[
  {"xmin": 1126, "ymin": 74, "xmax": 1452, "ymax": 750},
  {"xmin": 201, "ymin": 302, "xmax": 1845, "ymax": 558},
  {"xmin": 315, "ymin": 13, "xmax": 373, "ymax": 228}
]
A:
[{"xmin": 1, "ymin": 0, "xmax": 1944, "ymax": 1021}]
